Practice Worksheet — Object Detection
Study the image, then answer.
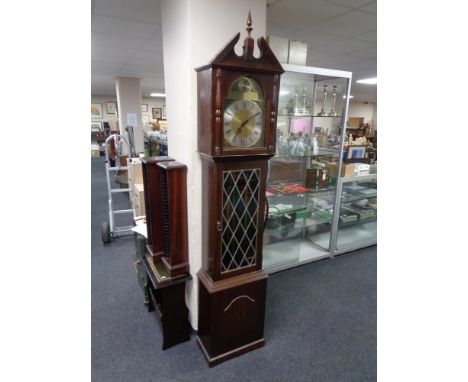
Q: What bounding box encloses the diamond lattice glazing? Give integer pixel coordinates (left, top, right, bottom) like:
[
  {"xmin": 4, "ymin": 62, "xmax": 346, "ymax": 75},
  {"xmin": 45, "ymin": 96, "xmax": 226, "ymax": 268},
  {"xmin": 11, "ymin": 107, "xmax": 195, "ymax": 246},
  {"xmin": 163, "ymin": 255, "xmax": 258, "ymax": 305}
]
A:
[{"xmin": 221, "ymin": 169, "xmax": 260, "ymax": 273}]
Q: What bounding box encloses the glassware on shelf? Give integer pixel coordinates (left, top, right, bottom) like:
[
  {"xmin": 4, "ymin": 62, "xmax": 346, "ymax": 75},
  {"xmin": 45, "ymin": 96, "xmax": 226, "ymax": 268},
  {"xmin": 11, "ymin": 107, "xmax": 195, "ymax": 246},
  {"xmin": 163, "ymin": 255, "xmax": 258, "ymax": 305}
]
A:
[
  {"xmin": 277, "ymin": 130, "xmax": 289, "ymax": 157},
  {"xmin": 329, "ymin": 85, "xmax": 337, "ymax": 117},
  {"xmin": 289, "ymin": 86, "xmax": 312, "ymax": 116}
]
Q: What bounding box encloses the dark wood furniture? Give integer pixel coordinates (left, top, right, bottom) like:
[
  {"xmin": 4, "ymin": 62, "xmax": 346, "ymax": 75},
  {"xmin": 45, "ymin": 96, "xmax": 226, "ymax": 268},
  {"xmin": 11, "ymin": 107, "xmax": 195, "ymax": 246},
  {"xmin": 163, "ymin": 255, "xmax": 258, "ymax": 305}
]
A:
[
  {"xmin": 195, "ymin": 13, "xmax": 284, "ymax": 367},
  {"xmin": 140, "ymin": 156, "xmax": 191, "ymax": 349},
  {"xmin": 142, "ymin": 253, "xmax": 191, "ymax": 350}
]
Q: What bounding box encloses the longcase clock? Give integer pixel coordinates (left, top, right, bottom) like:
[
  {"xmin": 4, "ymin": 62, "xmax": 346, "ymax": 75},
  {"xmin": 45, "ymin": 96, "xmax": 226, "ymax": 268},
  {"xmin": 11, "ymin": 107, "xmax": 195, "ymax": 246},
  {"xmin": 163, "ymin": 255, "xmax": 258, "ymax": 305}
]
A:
[{"xmin": 195, "ymin": 13, "xmax": 284, "ymax": 367}]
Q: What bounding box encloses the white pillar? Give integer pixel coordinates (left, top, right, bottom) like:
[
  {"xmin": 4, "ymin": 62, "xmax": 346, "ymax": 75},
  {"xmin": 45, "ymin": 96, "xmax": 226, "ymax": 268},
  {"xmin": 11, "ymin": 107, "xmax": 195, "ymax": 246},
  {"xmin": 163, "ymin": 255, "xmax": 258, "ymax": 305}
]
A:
[
  {"xmin": 161, "ymin": 0, "xmax": 267, "ymax": 330},
  {"xmin": 115, "ymin": 77, "xmax": 144, "ymax": 154}
]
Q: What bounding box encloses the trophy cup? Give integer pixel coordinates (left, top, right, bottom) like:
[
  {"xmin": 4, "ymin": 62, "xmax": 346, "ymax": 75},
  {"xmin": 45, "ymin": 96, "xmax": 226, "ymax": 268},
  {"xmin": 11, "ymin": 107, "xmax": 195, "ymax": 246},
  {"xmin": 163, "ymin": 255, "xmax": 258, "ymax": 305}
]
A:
[
  {"xmin": 329, "ymin": 85, "xmax": 337, "ymax": 117},
  {"xmin": 318, "ymin": 84, "xmax": 328, "ymax": 116}
]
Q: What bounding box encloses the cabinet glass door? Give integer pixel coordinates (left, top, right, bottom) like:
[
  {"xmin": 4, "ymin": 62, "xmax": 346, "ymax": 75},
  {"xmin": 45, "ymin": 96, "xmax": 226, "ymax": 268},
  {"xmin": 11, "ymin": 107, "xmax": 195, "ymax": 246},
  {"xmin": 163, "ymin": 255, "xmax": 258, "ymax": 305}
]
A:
[
  {"xmin": 263, "ymin": 67, "xmax": 351, "ymax": 272},
  {"xmin": 335, "ymin": 175, "xmax": 377, "ymax": 252}
]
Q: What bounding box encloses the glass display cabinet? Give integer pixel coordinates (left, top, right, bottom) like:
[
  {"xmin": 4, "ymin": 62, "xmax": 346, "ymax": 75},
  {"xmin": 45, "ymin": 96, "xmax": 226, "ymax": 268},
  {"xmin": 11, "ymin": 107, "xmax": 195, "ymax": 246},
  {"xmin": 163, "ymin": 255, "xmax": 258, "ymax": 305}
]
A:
[
  {"xmin": 263, "ymin": 64, "xmax": 353, "ymax": 272},
  {"xmin": 330, "ymin": 172, "xmax": 377, "ymax": 254}
]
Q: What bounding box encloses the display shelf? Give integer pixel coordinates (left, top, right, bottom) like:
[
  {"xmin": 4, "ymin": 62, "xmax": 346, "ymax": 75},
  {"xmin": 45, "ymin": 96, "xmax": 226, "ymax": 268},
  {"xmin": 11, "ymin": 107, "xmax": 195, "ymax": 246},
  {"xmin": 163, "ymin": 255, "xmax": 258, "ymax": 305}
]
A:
[
  {"xmin": 331, "ymin": 173, "xmax": 377, "ymax": 252},
  {"xmin": 277, "ymin": 114, "xmax": 344, "ymax": 118},
  {"xmin": 263, "ymin": 237, "xmax": 330, "ymax": 273},
  {"xmin": 335, "ymin": 220, "xmax": 377, "ymax": 252},
  {"xmin": 341, "ymin": 190, "xmax": 377, "ymax": 202},
  {"xmin": 267, "ymin": 186, "xmax": 336, "ymax": 198},
  {"xmin": 263, "ymin": 63, "xmax": 353, "ymax": 272},
  {"xmin": 338, "ymin": 216, "xmax": 377, "ymax": 228},
  {"xmin": 265, "ymin": 214, "xmax": 331, "ymax": 235}
]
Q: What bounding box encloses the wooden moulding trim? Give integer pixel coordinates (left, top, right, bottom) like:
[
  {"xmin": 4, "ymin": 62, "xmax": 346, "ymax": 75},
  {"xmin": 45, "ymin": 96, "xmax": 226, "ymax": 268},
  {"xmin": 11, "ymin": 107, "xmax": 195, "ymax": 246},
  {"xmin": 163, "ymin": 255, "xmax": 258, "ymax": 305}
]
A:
[
  {"xmin": 146, "ymin": 245, "xmax": 164, "ymax": 258},
  {"xmin": 197, "ymin": 269, "xmax": 268, "ymax": 293},
  {"xmin": 140, "ymin": 156, "xmax": 174, "ymax": 164},
  {"xmin": 196, "ymin": 336, "xmax": 265, "ymax": 368},
  {"xmin": 161, "ymin": 257, "xmax": 189, "ymax": 271},
  {"xmin": 197, "ymin": 151, "xmax": 274, "ymax": 162}
]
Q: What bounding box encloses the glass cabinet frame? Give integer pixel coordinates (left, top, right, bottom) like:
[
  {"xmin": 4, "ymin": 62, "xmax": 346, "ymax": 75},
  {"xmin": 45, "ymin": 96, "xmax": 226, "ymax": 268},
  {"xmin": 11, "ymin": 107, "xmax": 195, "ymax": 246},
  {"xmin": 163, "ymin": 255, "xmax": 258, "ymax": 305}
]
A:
[
  {"xmin": 263, "ymin": 64, "xmax": 352, "ymax": 272},
  {"xmin": 330, "ymin": 173, "xmax": 377, "ymax": 255},
  {"xmin": 262, "ymin": 64, "xmax": 376, "ymax": 273}
]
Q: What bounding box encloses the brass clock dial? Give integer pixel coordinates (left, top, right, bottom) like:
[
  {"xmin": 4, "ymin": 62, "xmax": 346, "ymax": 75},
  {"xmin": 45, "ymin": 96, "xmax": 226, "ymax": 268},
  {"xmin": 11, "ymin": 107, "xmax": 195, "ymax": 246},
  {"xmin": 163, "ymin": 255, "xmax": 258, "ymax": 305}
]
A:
[{"xmin": 223, "ymin": 100, "xmax": 263, "ymax": 147}]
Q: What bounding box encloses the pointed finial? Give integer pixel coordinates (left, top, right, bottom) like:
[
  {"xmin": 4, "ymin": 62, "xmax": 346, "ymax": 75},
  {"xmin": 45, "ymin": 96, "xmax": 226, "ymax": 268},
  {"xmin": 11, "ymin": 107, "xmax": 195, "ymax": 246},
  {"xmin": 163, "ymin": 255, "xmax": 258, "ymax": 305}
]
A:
[{"xmin": 246, "ymin": 10, "xmax": 253, "ymax": 38}]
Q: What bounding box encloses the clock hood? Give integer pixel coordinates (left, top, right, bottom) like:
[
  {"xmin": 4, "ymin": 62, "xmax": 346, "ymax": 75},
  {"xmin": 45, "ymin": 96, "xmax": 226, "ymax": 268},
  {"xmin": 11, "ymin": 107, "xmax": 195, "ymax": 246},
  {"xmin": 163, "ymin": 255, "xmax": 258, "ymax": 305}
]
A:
[{"xmin": 195, "ymin": 14, "xmax": 284, "ymax": 75}]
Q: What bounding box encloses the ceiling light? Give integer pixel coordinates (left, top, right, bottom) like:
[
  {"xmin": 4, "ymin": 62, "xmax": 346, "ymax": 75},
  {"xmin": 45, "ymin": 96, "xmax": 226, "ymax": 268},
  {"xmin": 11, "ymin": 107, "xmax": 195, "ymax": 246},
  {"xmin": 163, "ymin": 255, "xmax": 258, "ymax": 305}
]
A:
[
  {"xmin": 280, "ymin": 90, "xmax": 290, "ymax": 96},
  {"xmin": 150, "ymin": 92, "xmax": 166, "ymax": 97},
  {"xmin": 343, "ymin": 95, "xmax": 354, "ymax": 99},
  {"xmin": 356, "ymin": 78, "xmax": 377, "ymax": 85}
]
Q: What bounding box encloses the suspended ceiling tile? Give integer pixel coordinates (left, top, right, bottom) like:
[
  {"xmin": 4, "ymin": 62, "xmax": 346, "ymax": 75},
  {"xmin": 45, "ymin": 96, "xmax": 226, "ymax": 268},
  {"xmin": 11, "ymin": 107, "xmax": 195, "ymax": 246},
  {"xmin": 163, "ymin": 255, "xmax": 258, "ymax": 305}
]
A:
[
  {"xmin": 92, "ymin": 14, "xmax": 160, "ymax": 39},
  {"xmin": 305, "ymin": 49, "xmax": 334, "ymax": 63},
  {"xmin": 352, "ymin": 29, "xmax": 376, "ymax": 42},
  {"xmin": 318, "ymin": 38, "xmax": 375, "ymax": 55},
  {"xmin": 314, "ymin": 53, "xmax": 369, "ymax": 66},
  {"xmin": 91, "ymin": 61, "xmax": 123, "ymax": 74},
  {"xmin": 268, "ymin": 0, "xmax": 349, "ymax": 28},
  {"xmin": 266, "ymin": 20, "xmax": 301, "ymax": 37},
  {"xmin": 310, "ymin": 10, "xmax": 377, "ymax": 37},
  {"xmin": 92, "ymin": 32, "xmax": 146, "ymax": 49},
  {"xmin": 139, "ymin": 36, "xmax": 163, "ymax": 52},
  {"xmin": 348, "ymin": 46, "xmax": 377, "ymax": 59},
  {"xmin": 93, "ymin": 0, "xmax": 162, "ymax": 24},
  {"xmin": 351, "ymin": 58, "xmax": 377, "ymax": 70},
  {"xmin": 327, "ymin": 0, "xmax": 375, "ymax": 8},
  {"xmin": 91, "ymin": 53, "xmax": 130, "ymax": 65},
  {"xmin": 287, "ymin": 29, "xmax": 341, "ymax": 49},
  {"xmin": 91, "ymin": 44, "xmax": 137, "ymax": 58},
  {"xmin": 360, "ymin": 2, "xmax": 377, "ymax": 14},
  {"xmin": 119, "ymin": 60, "xmax": 164, "ymax": 76}
]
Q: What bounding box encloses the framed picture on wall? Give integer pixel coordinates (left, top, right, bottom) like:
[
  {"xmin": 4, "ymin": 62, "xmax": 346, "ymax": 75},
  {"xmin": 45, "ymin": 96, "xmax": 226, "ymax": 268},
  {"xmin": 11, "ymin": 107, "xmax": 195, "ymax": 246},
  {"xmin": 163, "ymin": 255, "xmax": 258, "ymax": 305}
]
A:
[
  {"xmin": 141, "ymin": 104, "xmax": 148, "ymax": 112},
  {"xmin": 162, "ymin": 105, "xmax": 167, "ymax": 118},
  {"xmin": 152, "ymin": 107, "xmax": 162, "ymax": 119},
  {"xmin": 91, "ymin": 103, "xmax": 103, "ymax": 118},
  {"xmin": 142, "ymin": 115, "xmax": 150, "ymax": 124},
  {"xmin": 106, "ymin": 102, "xmax": 117, "ymax": 114},
  {"xmin": 91, "ymin": 121, "xmax": 103, "ymax": 132}
]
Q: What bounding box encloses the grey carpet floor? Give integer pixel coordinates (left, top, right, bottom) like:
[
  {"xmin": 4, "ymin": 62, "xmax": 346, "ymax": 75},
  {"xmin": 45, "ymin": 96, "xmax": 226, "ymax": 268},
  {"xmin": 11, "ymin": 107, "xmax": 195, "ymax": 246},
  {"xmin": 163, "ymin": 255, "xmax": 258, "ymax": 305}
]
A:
[{"xmin": 91, "ymin": 156, "xmax": 376, "ymax": 382}]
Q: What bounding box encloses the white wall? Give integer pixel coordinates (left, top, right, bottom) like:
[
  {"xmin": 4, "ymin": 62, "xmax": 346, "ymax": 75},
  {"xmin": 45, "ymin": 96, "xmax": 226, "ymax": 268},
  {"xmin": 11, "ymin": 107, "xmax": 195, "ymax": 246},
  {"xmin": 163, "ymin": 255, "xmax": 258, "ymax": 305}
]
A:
[
  {"xmin": 348, "ymin": 101, "xmax": 377, "ymax": 129},
  {"xmin": 161, "ymin": 0, "xmax": 267, "ymax": 330}
]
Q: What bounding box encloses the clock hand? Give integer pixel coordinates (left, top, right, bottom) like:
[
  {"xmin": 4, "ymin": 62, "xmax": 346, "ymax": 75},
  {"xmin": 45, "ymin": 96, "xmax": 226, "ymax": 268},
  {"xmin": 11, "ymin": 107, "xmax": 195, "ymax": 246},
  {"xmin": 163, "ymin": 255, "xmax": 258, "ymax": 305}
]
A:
[{"xmin": 236, "ymin": 112, "xmax": 260, "ymax": 135}]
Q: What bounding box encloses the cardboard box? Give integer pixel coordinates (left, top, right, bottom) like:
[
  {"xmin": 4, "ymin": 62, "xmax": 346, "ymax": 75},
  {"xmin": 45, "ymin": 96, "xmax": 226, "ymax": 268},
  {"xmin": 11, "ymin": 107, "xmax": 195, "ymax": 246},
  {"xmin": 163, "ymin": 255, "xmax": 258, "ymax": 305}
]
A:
[
  {"xmin": 269, "ymin": 158, "xmax": 304, "ymax": 183},
  {"xmin": 288, "ymin": 40, "xmax": 307, "ymax": 65},
  {"xmin": 128, "ymin": 159, "xmax": 143, "ymax": 184},
  {"xmin": 327, "ymin": 162, "xmax": 356, "ymax": 177},
  {"xmin": 266, "ymin": 35, "xmax": 289, "ymax": 64},
  {"xmin": 133, "ymin": 183, "xmax": 145, "ymax": 216}
]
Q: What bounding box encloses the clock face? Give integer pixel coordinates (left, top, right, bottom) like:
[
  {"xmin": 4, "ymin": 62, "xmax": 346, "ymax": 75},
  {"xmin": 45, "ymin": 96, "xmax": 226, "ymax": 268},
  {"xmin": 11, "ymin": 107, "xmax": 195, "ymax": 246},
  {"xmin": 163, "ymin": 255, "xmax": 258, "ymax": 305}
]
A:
[
  {"xmin": 223, "ymin": 76, "xmax": 265, "ymax": 149},
  {"xmin": 223, "ymin": 100, "xmax": 263, "ymax": 147}
]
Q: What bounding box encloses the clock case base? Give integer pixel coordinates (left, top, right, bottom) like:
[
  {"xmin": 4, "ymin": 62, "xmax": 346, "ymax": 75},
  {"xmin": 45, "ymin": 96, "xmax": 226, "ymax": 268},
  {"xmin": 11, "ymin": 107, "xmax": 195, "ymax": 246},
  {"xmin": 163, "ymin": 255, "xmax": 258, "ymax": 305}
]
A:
[{"xmin": 196, "ymin": 269, "xmax": 267, "ymax": 367}]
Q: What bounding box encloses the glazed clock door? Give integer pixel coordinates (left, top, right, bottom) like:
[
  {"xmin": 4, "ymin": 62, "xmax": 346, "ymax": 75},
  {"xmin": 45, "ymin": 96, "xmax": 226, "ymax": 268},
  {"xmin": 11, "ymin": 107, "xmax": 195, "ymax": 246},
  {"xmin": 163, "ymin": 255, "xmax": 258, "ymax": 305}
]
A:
[{"xmin": 215, "ymin": 160, "xmax": 267, "ymax": 279}]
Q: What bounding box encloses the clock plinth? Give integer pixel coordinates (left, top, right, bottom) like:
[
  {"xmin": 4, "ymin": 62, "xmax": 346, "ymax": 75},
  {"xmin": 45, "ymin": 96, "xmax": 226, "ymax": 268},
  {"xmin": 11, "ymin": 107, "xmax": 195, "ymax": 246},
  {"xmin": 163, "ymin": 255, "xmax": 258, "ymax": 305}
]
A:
[
  {"xmin": 196, "ymin": 269, "xmax": 267, "ymax": 367},
  {"xmin": 195, "ymin": 14, "xmax": 283, "ymax": 367}
]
